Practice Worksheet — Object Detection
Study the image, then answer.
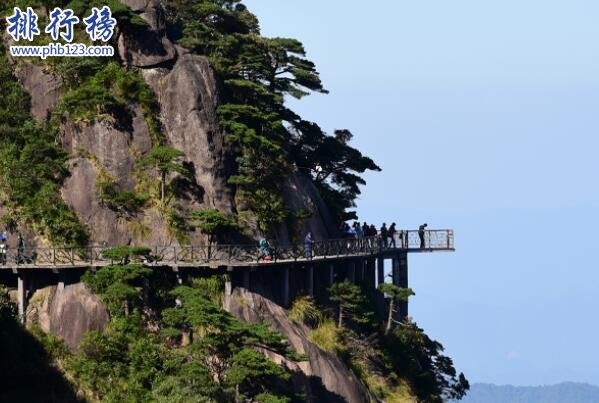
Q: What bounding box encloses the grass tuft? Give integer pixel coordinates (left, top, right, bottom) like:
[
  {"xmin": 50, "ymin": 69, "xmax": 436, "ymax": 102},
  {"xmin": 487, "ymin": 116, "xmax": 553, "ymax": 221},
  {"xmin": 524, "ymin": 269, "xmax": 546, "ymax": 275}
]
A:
[
  {"xmin": 289, "ymin": 296, "xmax": 322, "ymax": 327},
  {"xmin": 309, "ymin": 320, "xmax": 341, "ymax": 352}
]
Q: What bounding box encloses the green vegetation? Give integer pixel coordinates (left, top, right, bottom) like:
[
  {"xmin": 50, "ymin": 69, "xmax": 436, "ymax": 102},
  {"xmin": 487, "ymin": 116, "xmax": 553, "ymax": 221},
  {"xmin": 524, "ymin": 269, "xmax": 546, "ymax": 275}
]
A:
[
  {"xmin": 138, "ymin": 146, "xmax": 189, "ymax": 203},
  {"xmin": 92, "ymin": 156, "xmax": 150, "ymax": 215},
  {"xmin": 289, "ymin": 295, "xmax": 322, "ymax": 328},
  {"xmin": 54, "ymin": 60, "xmax": 164, "ymax": 144},
  {"xmin": 164, "ymin": 0, "xmax": 380, "ymax": 229},
  {"xmin": 330, "ymin": 279, "xmax": 374, "ymax": 328},
  {"xmin": 2, "ymin": 250, "xmax": 305, "ymax": 401},
  {"xmin": 1, "ymin": 0, "xmax": 380, "ymax": 241},
  {"xmin": 378, "ymin": 283, "xmax": 415, "ymax": 334},
  {"xmin": 0, "ymin": 44, "xmax": 88, "ymax": 246},
  {"xmin": 293, "ymin": 280, "xmax": 469, "ymax": 402},
  {"xmin": 0, "ymin": 0, "xmax": 467, "ymax": 400},
  {"xmin": 0, "ymin": 287, "xmax": 81, "ymax": 402},
  {"xmin": 0, "ymin": 1, "xmax": 164, "ymax": 244},
  {"xmin": 309, "ymin": 319, "xmax": 341, "ymax": 353},
  {"xmin": 191, "ymin": 209, "xmax": 237, "ymax": 256},
  {"xmin": 72, "ymin": 255, "xmax": 302, "ymax": 401}
]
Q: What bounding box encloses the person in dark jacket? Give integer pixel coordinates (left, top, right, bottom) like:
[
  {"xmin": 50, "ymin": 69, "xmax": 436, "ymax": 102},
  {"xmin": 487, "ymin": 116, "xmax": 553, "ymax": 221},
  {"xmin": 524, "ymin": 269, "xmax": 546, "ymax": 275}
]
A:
[
  {"xmin": 388, "ymin": 223, "xmax": 397, "ymax": 248},
  {"xmin": 17, "ymin": 234, "xmax": 25, "ymax": 263},
  {"xmin": 380, "ymin": 223, "xmax": 388, "ymax": 248},
  {"xmin": 419, "ymin": 223, "xmax": 428, "ymax": 248}
]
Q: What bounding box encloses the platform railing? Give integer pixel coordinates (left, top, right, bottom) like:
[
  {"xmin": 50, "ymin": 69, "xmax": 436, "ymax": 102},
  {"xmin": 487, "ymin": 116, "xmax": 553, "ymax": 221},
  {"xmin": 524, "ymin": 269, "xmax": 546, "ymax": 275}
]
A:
[{"xmin": 0, "ymin": 230, "xmax": 454, "ymax": 267}]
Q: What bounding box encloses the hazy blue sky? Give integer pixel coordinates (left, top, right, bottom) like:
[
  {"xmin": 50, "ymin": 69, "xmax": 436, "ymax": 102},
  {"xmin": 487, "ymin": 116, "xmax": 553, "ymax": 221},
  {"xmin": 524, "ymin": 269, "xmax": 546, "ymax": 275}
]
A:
[{"xmin": 244, "ymin": 0, "xmax": 599, "ymax": 386}]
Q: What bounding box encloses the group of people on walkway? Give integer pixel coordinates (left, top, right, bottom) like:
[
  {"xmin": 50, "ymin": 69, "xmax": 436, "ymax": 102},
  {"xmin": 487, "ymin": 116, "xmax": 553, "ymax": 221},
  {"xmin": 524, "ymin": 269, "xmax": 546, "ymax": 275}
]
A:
[
  {"xmin": 340, "ymin": 221, "xmax": 401, "ymax": 248},
  {"xmin": 259, "ymin": 222, "xmax": 431, "ymax": 262},
  {"xmin": 258, "ymin": 232, "xmax": 315, "ymax": 261},
  {"xmin": 340, "ymin": 221, "xmax": 429, "ymax": 249}
]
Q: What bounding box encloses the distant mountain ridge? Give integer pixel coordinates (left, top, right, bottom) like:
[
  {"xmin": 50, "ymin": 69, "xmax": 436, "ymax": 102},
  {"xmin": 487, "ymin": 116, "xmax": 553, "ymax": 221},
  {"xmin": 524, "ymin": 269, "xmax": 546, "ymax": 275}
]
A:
[{"xmin": 459, "ymin": 382, "xmax": 599, "ymax": 403}]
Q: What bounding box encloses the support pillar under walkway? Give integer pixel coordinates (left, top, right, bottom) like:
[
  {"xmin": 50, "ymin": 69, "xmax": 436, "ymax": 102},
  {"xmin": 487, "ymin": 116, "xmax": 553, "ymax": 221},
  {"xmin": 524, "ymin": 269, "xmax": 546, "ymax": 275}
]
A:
[
  {"xmin": 17, "ymin": 271, "xmax": 27, "ymax": 324},
  {"xmin": 306, "ymin": 265, "xmax": 314, "ymax": 297},
  {"xmin": 282, "ymin": 266, "xmax": 290, "ymax": 307},
  {"xmin": 392, "ymin": 252, "xmax": 409, "ymax": 320},
  {"xmin": 377, "ymin": 256, "xmax": 385, "ymax": 286}
]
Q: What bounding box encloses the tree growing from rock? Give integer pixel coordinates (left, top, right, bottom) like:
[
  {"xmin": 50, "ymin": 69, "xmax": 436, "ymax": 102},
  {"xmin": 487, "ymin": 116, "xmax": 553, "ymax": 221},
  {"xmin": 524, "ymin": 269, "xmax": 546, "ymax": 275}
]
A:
[
  {"xmin": 138, "ymin": 146, "xmax": 188, "ymax": 202},
  {"xmin": 378, "ymin": 283, "xmax": 415, "ymax": 334},
  {"xmin": 329, "ymin": 280, "xmax": 373, "ymax": 328}
]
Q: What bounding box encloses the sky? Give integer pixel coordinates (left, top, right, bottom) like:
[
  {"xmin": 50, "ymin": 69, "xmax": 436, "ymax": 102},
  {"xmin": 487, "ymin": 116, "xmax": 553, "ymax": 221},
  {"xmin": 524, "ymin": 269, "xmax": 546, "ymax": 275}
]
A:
[{"xmin": 244, "ymin": 0, "xmax": 599, "ymax": 387}]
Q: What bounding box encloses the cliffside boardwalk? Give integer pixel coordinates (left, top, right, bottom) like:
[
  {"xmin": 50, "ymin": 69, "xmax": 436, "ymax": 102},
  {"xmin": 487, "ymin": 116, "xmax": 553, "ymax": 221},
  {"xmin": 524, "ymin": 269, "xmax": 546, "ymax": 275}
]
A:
[{"xmin": 0, "ymin": 229, "xmax": 454, "ymax": 324}]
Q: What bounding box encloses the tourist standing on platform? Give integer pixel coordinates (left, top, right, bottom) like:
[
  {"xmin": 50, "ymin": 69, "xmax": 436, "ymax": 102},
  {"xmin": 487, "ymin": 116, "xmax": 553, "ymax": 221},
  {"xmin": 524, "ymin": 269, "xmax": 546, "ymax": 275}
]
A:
[
  {"xmin": 380, "ymin": 223, "xmax": 388, "ymax": 248},
  {"xmin": 369, "ymin": 224, "xmax": 377, "ymax": 237},
  {"xmin": 0, "ymin": 238, "xmax": 6, "ymax": 265},
  {"xmin": 304, "ymin": 232, "xmax": 314, "ymax": 259},
  {"xmin": 388, "ymin": 223, "xmax": 397, "ymax": 248},
  {"xmin": 259, "ymin": 238, "xmax": 271, "ymax": 262},
  {"xmin": 340, "ymin": 222, "xmax": 353, "ymax": 239},
  {"xmin": 17, "ymin": 234, "xmax": 25, "ymax": 264},
  {"xmin": 419, "ymin": 223, "xmax": 428, "ymax": 248},
  {"xmin": 369, "ymin": 224, "xmax": 378, "ymax": 249},
  {"xmin": 399, "ymin": 229, "xmax": 406, "ymax": 248},
  {"xmin": 353, "ymin": 222, "xmax": 363, "ymax": 238},
  {"xmin": 353, "ymin": 222, "xmax": 363, "ymax": 249}
]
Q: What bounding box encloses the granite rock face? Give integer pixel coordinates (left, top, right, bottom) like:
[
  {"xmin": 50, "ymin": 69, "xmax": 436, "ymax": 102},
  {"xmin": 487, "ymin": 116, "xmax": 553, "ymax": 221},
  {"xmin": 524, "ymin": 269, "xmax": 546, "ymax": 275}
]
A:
[
  {"xmin": 10, "ymin": 1, "xmax": 344, "ymax": 381},
  {"xmin": 276, "ymin": 174, "xmax": 337, "ymax": 243},
  {"xmin": 13, "ymin": 0, "xmax": 334, "ymax": 245},
  {"xmin": 229, "ymin": 288, "xmax": 373, "ymax": 403},
  {"xmin": 27, "ymin": 282, "xmax": 109, "ymax": 350},
  {"xmin": 118, "ymin": 0, "xmax": 177, "ymax": 67},
  {"xmin": 14, "ymin": 63, "xmax": 62, "ymax": 121},
  {"xmin": 141, "ymin": 50, "xmax": 235, "ymax": 213}
]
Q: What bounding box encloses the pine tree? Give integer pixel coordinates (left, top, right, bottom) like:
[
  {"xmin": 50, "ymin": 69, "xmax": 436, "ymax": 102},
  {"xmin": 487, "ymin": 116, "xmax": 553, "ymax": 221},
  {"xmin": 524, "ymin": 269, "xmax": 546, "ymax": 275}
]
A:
[
  {"xmin": 138, "ymin": 146, "xmax": 188, "ymax": 202},
  {"xmin": 378, "ymin": 283, "xmax": 415, "ymax": 334}
]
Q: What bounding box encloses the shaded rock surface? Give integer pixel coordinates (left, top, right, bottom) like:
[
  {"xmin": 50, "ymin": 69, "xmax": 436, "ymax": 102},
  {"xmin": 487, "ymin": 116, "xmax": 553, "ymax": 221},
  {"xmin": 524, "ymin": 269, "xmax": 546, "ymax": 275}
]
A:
[
  {"xmin": 142, "ymin": 49, "xmax": 235, "ymax": 213},
  {"xmin": 13, "ymin": 63, "xmax": 62, "ymax": 122},
  {"xmin": 229, "ymin": 287, "xmax": 373, "ymax": 403},
  {"xmin": 118, "ymin": 0, "xmax": 177, "ymax": 67},
  {"xmin": 276, "ymin": 174, "xmax": 337, "ymax": 243},
  {"xmin": 26, "ymin": 282, "xmax": 109, "ymax": 350}
]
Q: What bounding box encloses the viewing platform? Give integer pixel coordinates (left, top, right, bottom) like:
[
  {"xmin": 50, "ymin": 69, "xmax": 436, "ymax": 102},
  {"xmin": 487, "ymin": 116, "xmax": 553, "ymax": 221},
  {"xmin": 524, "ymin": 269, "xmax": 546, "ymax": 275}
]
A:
[
  {"xmin": 0, "ymin": 230, "xmax": 454, "ymax": 271},
  {"xmin": 0, "ymin": 229, "xmax": 454, "ymax": 324}
]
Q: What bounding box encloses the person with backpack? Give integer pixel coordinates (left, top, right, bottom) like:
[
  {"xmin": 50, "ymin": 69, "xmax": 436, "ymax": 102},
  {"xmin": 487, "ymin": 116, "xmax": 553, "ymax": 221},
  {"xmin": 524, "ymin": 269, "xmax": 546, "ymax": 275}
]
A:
[{"xmin": 259, "ymin": 238, "xmax": 271, "ymax": 262}]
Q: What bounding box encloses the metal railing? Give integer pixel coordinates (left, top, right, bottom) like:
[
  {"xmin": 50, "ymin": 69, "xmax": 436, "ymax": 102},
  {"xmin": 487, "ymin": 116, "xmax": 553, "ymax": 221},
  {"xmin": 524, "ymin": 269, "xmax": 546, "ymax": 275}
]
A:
[{"xmin": 0, "ymin": 230, "xmax": 454, "ymax": 268}]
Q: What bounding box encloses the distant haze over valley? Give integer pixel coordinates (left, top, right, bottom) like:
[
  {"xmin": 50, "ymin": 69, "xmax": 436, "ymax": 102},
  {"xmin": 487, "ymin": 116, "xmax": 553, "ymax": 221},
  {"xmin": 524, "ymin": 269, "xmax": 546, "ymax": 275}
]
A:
[{"xmin": 459, "ymin": 382, "xmax": 599, "ymax": 403}]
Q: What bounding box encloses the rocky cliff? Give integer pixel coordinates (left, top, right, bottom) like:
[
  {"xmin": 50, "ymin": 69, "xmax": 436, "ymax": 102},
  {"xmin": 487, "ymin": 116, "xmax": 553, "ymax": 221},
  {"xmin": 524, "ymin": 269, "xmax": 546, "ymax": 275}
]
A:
[
  {"xmin": 229, "ymin": 288, "xmax": 373, "ymax": 403},
  {"xmin": 4, "ymin": 1, "xmax": 366, "ymax": 400},
  {"xmin": 25, "ymin": 282, "xmax": 109, "ymax": 350},
  {"xmin": 13, "ymin": 0, "xmax": 335, "ymax": 247}
]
